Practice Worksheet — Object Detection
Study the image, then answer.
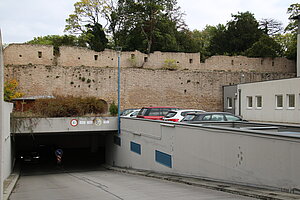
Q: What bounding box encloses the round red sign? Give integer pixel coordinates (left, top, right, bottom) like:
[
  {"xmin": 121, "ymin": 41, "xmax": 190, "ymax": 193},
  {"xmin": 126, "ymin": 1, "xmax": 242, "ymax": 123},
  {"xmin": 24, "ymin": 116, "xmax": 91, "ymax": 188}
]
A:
[{"xmin": 70, "ymin": 119, "xmax": 78, "ymax": 127}]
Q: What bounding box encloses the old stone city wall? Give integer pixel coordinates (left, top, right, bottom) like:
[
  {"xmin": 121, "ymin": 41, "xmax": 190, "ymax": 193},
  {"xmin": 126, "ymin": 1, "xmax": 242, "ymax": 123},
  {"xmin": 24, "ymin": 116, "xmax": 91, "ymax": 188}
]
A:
[{"xmin": 3, "ymin": 44, "xmax": 296, "ymax": 111}]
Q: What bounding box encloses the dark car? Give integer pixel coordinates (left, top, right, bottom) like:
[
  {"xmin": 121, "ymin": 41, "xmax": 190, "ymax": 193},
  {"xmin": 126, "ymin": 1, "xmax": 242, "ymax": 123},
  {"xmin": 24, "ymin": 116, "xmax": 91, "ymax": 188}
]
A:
[
  {"xmin": 20, "ymin": 151, "xmax": 40, "ymax": 163},
  {"xmin": 182, "ymin": 112, "xmax": 245, "ymax": 123},
  {"xmin": 137, "ymin": 106, "xmax": 179, "ymax": 120}
]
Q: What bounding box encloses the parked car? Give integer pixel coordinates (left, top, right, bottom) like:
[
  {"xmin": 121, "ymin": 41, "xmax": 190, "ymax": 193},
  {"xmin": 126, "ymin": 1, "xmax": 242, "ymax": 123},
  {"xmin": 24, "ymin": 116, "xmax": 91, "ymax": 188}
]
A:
[
  {"xmin": 121, "ymin": 108, "xmax": 139, "ymax": 116},
  {"xmin": 163, "ymin": 109, "xmax": 206, "ymax": 122},
  {"xmin": 182, "ymin": 112, "xmax": 245, "ymax": 123},
  {"xmin": 137, "ymin": 107, "xmax": 179, "ymax": 120},
  {"xmin": 122, "ymin": 109, "xmax": 140, "ymax": 117}
]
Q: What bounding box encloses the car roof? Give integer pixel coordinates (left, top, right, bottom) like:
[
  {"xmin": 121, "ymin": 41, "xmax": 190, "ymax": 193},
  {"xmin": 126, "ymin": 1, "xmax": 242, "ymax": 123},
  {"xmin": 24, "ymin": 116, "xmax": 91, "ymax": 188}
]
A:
[
  {"xmin": 141, "ymin": 106, "xmax": 179, "ymax": 109},
  {"xmin": 176, "ymin": 109, "xmax": 205, "ymax": 112},
  {"xmin": 197, "ymin": 112, "xmax": 231, "ymax": 114}
]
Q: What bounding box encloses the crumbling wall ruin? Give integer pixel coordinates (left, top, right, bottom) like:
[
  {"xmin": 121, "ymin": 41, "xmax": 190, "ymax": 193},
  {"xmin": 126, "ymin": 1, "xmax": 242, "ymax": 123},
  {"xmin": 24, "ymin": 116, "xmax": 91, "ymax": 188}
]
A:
[{"xmin": 3, "ymin": 44, "xmax": 296, "ymax": 111}]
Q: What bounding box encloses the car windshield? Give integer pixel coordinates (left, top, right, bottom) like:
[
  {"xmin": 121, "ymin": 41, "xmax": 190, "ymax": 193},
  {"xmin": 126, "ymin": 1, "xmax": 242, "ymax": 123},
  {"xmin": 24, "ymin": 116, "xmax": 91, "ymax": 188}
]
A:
[
  {"xmin": 164, "ymin": 111, "xmax": 177, "ymax": 118},
  {"xmin": 138, "ymin": 108, "xmax": 148, "ymax": 116},
  {"xmin": 121, "ymin": 109, "xmax": 135, "ymax": 116},
  {"xmin": 225, "ymin": 114, "xmax": 242, "ymax": 121},
  {"xmin": 182, "ymin": 114, "xmax": 196, "ymax": 121}
]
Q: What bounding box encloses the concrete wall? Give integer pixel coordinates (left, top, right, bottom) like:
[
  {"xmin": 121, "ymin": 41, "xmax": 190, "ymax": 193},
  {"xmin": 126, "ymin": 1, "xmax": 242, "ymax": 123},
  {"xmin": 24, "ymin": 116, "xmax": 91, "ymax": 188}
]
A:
[
  {"xmin": 223, "ymin": 85, "xmax": 237, "ymax": 114},
  {"xmin": 11, "ymin": 117, "xmax": 117, "ymax": 134},
  {"xmin": 3, "ymin": 102, "xmax": 13, "ymax": 180},
  {"xmin": 106, "ymin": 118, "xmax": 300, "ymax": 191},
  {"xmin": 238, "ymin": 77, "xmax": 300, "ymax": 123}
]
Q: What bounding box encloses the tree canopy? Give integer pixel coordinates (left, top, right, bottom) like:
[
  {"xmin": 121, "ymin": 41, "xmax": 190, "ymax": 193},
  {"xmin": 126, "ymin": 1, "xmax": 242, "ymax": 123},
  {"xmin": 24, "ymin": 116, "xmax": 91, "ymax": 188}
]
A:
[{"xmin": 26, "ymin": 2, "xmax": 299, "ymax": 60}]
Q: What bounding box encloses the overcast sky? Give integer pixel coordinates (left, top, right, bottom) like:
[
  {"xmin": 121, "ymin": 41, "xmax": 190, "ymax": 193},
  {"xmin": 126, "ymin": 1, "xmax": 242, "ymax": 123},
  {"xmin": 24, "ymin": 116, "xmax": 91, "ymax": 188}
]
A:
[{"xmin": 0, "ymin": 0, "xmax": 297, "ymax": 44}]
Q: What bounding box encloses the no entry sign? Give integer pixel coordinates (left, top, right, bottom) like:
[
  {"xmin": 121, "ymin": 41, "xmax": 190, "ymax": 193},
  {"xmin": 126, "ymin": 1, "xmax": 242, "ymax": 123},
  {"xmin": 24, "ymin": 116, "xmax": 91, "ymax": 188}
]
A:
[{"xmin": 70, "ymin": 119, "xmax": 78, "ymax": 127}]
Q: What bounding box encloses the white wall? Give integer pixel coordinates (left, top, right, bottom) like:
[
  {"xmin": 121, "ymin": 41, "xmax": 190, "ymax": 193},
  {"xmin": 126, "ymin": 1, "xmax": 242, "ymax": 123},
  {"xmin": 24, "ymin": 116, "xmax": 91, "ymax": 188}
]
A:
[
  {"xmin": 238, "ymin": 77, "xmax": 300, "ymax": 123},
  {"xmin": 3, "ymin": 102, "xmax": 13, "ymax": 180},
  {"xmin": 106, "ymin": 118, "xmax": 300, "ymax": 192}
]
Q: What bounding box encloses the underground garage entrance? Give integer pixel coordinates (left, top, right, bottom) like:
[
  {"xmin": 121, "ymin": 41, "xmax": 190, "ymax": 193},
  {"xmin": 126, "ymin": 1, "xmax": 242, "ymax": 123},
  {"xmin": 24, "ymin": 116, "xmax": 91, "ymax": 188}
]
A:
[{"xmin": 14, "ymin": 133, "xmax": 108, "ymax": 171}]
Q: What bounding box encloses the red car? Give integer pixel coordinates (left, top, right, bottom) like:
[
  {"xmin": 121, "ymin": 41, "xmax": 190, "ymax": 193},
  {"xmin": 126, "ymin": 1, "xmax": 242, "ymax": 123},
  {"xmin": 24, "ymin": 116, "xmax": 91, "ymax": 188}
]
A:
[{"xmin": 137, "ymin": 107, "xmax": 179, "ymax": 120}]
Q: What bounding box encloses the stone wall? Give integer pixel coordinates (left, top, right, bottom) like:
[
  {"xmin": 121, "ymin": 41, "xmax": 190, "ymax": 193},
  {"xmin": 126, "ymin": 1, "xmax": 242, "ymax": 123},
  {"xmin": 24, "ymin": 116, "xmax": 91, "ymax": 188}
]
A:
[
  {"xmin": 4, "ymin": 44, "xmax": 296, "ymax": 73},
  {"xmin": 3, "ymin": 44, "xmax": 296, "ymax": 111},
  {"xmin": 5, "ymin": 64, "xmax": 295, "ymax": 111}
]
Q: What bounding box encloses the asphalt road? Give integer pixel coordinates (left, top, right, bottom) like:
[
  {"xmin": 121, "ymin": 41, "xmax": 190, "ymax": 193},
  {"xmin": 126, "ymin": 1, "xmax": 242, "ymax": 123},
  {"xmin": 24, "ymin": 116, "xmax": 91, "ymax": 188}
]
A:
[{"xmin": 10, "ymin": 164, "xmax": 255, "ymax": 200}]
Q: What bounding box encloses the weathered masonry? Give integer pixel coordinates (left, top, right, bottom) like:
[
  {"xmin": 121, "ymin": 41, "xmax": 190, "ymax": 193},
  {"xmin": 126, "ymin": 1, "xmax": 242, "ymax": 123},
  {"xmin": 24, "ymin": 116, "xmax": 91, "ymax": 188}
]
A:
[{"xmin": 4, "ymin": 44, "xmax": 296, "ymax": 111}]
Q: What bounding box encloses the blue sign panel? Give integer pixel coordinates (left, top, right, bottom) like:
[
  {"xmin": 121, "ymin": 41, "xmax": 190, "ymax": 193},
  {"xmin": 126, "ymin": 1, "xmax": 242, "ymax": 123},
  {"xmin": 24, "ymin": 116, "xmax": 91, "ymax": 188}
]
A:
[
  {"xmin": 130, "ymin": 141, "xmax": 141, "ymax": 155},
  {"xmin": 155, "ymin": 150, "xmax": 172, "ymax": 168}
]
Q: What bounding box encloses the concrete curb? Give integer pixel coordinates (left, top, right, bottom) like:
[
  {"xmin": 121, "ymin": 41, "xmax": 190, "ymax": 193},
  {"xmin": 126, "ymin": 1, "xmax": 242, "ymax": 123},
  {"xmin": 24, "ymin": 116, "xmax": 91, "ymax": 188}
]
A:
[
  {"xmin": 104, "ymin": 165, "xmax": 300, "ymax": 200},
  {"xmin": 3, "ymin": 168, "xmax": 20, "ymax": 200}
]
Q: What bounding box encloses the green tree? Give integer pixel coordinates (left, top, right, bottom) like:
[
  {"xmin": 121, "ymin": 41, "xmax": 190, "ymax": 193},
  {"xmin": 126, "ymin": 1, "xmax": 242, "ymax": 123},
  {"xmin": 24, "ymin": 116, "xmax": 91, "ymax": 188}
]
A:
[
  {"xmin": 190, "ymin": 26, "xmax": 219, "ymax": 61},
  {"xmin": 65, "ymin": 0, "xmax": 111, "ymax": 51},
  {"xmin": 27, "ymin": 35, "xmax": 87, "ymax": 54},
  {"xmin": 244, "ymin": 34, "xmax": 283, "ymax": 57},
  {"xmin": 85, "ymin": 23, "xmax": 108, "ymax": 51},
  {"xmin": 208, "ymin": 12, "xmax": 263, "ymax": 56},
  {"xmin": 285, "ymin": 3, "xmax": 300, "ymax": 33},
  {"xmin": 275, "ymin": 33, "xmax": 297, "ymax": 60},
  {"xmin": 207, "ymin": 24, "xmax": 228, "ymax": 55},
  {"xmin": 226, "ymin": 12, "xmax": 263, "ymax": 55},
  {"xmin": 116, "ymin": 0, "xmax": 186, "ymax": 53},
  {"xmin": 280, "ymin": 3, "xmax": 300, "ymax": 60}
]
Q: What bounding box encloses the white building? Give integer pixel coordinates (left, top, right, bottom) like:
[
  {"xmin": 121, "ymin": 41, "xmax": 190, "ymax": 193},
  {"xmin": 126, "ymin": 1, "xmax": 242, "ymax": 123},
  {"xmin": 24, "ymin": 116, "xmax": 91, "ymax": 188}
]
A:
[{"xmin": 224, "ymin": 77, "xmax": 300, "ymax": 124}]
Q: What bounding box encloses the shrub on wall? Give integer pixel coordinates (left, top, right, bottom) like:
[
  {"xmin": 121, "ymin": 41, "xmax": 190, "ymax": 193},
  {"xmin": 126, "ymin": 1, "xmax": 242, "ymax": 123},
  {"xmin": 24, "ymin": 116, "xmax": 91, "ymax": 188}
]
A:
[
  {"xmin": 4, "ymin": 79, "xmax": 24, "ymax": 102},
  {"xmin": 128, "ymin": 57, "xmax": 138, "ymax": 67},
  {"xmin": 31, "ymin": 95, "xmax": 106, "ymax": 117},
  {"xmin": 162, "ymin": 59, "xmax": 178, "ymax": 70},
  {"xmin": 109, "ymin": 101, "xmax": 118, "ymax": 116}
]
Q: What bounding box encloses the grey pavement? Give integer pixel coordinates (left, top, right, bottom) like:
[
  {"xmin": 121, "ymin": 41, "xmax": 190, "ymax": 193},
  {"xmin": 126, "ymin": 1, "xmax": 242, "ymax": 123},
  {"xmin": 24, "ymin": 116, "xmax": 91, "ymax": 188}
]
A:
[
  {"xmin": 4, "ymin": 165, "xmax": 300, "ymax": 200},
  {"xmin": 8, "ymin": 166, "xmax": 253, "ymax": 200}
]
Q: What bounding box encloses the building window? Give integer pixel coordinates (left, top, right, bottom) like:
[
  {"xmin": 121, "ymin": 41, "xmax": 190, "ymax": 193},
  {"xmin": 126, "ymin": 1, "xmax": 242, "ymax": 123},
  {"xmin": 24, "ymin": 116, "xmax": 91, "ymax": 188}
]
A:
[
  {"xmin": 247, "ymin": 96, "xmax": 253, "ymax": 109},
  {"xmin": 256, "ymin": 96, "xmax": 262, "ymax": 109},
  {"xmin": 38, "ymin": 51, "xmax": 42, "ymax": 58},
  {"xmin": 144, "ymin": 57, "xmax": 148, "ymax": 62},
  {"xmin": 227, "ymin": 97, "xmax": 233, "ymax": 109},
  {"xmin": 275, "ymin": 95, "xmax": 283, "ymax": 109},
  {"xmin": 189, "ymin": 59, "xmax": 193, "ymax": 64},
  {"xmin": 94, "ymin": 55, "xmax": 98, "ymax": 60},
  {"xmin": 287, "ymin": 94, "xmax": 295, "ymax": 109},
  {"xmin": 299, "ymin": 94, "xmax": 300, "ymax": 109}
]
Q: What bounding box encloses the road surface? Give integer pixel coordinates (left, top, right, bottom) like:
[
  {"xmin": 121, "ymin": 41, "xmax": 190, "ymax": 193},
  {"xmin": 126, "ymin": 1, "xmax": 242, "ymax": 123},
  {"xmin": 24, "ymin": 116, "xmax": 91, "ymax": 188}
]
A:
[{"xmin": 10, "ymin": 165, "xmax": 255, "ymax": 200}]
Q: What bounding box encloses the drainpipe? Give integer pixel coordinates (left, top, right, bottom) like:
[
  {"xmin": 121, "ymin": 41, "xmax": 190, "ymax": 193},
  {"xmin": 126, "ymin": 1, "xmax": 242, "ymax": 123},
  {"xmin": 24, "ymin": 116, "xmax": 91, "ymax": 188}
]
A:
[
  {"xmin": 291, "ymin": 15, "xmax": 300, "ymax": 77},
  {"xmin": 0, "ymin": 29, "xmax": 4, "ymax": 200}
]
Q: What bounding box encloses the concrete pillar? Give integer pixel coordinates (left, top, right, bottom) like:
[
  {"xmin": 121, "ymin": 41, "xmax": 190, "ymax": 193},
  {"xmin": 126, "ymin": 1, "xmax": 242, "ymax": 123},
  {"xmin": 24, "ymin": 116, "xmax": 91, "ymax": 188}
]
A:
[
  {"xmin": 297, "ymin": 21, "xmax": 300, "ymax": 77},
  {"xmin": 292, "ymin": 15, "xmax": 300, "ymax": 77},
  {"xmin": 0, "ymin": 29, "xmax": 4, "ymax": 200}
]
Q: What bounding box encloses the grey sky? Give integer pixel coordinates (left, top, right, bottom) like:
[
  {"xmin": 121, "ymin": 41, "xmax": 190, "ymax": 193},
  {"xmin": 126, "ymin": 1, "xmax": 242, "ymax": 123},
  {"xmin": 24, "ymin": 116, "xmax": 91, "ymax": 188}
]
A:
[{"xmin": 0, "ymin": 0, "xmax": 297, "ymax": 44}]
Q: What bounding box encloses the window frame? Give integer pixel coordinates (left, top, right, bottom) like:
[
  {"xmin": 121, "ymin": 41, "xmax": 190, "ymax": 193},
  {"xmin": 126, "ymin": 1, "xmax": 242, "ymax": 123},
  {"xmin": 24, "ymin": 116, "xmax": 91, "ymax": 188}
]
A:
[
  {"xmin": 287, "ymin": 94, "xmax": 295, "ymax": 109},
  {"xmin": 247, "ymin": 96, "xmax": 253, "ymax": 109},
  {"xmin": 255, "ymin": 96, "xmax": 262, "ymax": 109},
  {"xmin": 227, "ymin": 97, "xmax": 233, "ymax": 109},
  {"xmin": 275, "ymin": 94, "xmax": 283, "ymax": 109}
]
